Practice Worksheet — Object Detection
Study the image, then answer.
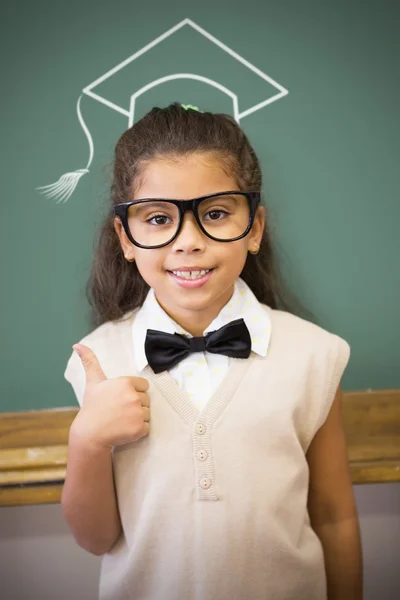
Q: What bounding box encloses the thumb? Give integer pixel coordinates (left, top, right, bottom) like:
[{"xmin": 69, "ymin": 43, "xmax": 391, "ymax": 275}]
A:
[{"xmin": 73, "ymin": 343, "xmax": 107, "ymax": 385}]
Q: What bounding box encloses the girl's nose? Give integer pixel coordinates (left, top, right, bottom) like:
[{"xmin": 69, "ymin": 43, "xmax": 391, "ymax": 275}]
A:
[{"xmin": 171, "ymin": 212, "xmax": 207, "ymax": 253}]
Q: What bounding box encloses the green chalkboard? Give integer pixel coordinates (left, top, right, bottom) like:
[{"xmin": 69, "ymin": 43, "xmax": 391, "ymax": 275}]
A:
[{"xmin": 1, "ymin": 0, "xmax": 399, "ymax": 412}]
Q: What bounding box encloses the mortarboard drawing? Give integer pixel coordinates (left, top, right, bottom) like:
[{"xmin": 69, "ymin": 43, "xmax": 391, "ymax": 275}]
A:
[{"xmin": 36, "ymin": 17, "xmax": 289, "ymax": 204}]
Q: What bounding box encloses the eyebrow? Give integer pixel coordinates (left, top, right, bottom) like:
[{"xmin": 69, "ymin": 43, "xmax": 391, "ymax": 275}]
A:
[
  {"xmin": 200, "ymin": 194, "xmax": 240, "ymax": 205},
  {"xmin": 131, "ymin": 192, "xmax": 242, "ymax": 210},
  {"xmin": 200, "ymin": 192, "xmax": 241, "ymax": 201},
  {"xmin": 132, "ymin": 200, "xmax": 175, "ymax": 213}
]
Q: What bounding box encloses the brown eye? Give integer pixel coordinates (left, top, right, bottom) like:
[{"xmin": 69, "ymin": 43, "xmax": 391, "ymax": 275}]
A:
[
  {"xmin": 147, "ymin": 215, "xmax": 172, "ymax": 226},
  {"xmin": 204, "ymin": 210, "xmax": 228, "ymax": 221}
]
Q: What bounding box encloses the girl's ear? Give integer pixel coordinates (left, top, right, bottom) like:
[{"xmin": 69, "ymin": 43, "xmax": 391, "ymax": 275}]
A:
[
  {"xmin": 248, "ymin": 206, "xmax": 265, "ymax": 252},
  {"xmin": 113, "ymin": 217, "xmax": 135, "ymax": 261}
]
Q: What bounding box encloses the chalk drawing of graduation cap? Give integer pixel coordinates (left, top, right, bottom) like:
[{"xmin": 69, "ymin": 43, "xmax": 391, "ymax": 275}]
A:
[{"xmin": 37, "ymin": 18, "xmax": 288, "ymax": 203}]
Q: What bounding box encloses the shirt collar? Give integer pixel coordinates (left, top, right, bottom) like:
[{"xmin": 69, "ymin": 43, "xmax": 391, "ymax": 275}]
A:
[{"xmin": 132, "ymin": 277, "xmax": 272, "ymax": 372}]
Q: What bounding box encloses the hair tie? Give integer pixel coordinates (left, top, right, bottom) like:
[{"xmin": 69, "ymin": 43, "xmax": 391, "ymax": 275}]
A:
[{"xmin": 181, "ymin": 104, "xmax": 202, "ymax": 112}]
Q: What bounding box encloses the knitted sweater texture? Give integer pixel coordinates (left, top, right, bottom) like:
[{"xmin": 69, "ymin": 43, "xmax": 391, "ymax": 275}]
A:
[{"xmin": 64, "ymin": 304, "xmax": 350, "ymax": 600}]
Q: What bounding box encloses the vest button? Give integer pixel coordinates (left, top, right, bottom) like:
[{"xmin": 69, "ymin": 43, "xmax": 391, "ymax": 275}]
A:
[
  {"xmin": 195, "ymin": 423, "xmax": 206, "ymax": 435},
  {"xmin": 199, "ymin": 477, "xmax": 211, "ymax": 489},
  {"xmin": 196, "ymin": 450, "xmax": 208, "ymax": 461}
]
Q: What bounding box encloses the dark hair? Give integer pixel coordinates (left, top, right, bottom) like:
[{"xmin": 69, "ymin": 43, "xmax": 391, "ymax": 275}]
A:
[{"xmin": 86, "ymin": 103, "xmax": 310, "ymax": 328}]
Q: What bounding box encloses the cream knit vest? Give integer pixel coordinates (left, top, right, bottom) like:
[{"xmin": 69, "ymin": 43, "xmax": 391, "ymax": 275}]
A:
[{"xmin": 64, "ymin": 304, "xmax": 350, "ymax": 600}]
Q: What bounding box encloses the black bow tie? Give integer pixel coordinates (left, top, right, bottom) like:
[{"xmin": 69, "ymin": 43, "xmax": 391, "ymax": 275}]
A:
[{"xmin": 144, "ymin": 318, "xmax": 252, "ymax": 374}]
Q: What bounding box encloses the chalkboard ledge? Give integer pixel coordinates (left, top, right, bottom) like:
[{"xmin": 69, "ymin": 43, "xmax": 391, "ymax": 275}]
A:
[{"xmin": 0, "ymin": 390, "xmax": 399, "ymax": 507}]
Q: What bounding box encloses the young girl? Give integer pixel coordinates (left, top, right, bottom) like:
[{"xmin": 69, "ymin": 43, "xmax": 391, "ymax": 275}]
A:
[{"xmin": 62, "ymin": 103, "xmax": 362, "ymax": 600}]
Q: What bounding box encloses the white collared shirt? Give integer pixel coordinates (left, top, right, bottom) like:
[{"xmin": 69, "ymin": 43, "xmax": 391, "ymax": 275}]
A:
[{"xmin": 132, "ymin": 277, "xmax": 271, "ymax": 412}]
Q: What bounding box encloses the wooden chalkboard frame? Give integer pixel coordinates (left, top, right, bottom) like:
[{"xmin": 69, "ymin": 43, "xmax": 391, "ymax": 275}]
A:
[{"xmin": 0, "ymin": 389, "xmax": 399, "ymax": 507}]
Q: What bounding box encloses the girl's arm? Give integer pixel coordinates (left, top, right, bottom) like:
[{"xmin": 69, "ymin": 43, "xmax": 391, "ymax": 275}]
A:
[
  {"xmin": 61, "ymin": 428, "xmax": 122, "ymax": 556},
  {"xmin": 306, "ymin": 385, "xmax": 363, "ymax": 600}
]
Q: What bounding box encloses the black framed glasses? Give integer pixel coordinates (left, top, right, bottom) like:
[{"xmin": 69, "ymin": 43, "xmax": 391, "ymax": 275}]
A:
[{"xmin": 114, "ymin": 190, "xmax": 261, "ymax": 249}]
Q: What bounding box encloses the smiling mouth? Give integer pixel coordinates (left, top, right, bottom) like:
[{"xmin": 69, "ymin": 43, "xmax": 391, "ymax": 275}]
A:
[{"xmin": 168, "ymin": 268, "xmax": 214, "ymax": 280}]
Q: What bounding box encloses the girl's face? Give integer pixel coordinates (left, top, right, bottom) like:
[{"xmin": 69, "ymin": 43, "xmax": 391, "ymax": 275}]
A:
[{"xmin": 114, "ymin": 152, "xmax": 264, "ymax": 335}]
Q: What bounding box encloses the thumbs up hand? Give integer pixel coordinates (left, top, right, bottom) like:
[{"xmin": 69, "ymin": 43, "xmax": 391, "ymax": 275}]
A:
[{"xmin": 70, "ymin": 344, "xmax": 150, "ymax": 450}]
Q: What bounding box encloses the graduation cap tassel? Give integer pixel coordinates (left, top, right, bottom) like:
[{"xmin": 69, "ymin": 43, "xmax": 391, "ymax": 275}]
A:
[{"xmin": 36, "ymin": 95, "xmax": 94, "ymax": 204}]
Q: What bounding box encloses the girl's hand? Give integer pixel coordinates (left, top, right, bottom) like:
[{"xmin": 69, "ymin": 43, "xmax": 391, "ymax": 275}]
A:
[{"xmin": 70, "ymin": 344, "xmax": 150, "ymax": 450}]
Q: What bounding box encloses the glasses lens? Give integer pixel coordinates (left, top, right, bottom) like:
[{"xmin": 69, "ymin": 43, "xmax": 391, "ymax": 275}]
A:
[
  {"xmin": 128, "ymin": 201, "xmax": 180, "ymax": 247},
  {"xmin": 126, "ymin": 194, "xmax": 251, "ymax": 247},
  {"xmin": 198, "ymin": 193, "xmax": 250, "ymax": 240}
]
